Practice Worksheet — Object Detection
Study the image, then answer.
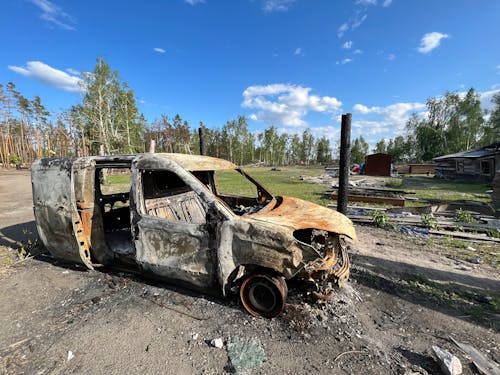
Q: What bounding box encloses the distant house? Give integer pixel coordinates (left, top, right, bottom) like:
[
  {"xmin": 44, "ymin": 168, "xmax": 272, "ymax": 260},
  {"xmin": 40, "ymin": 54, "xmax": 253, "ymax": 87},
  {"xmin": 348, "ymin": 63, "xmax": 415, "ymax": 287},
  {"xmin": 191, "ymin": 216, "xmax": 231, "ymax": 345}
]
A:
[
  {"xmin": 395, "ymin": 164, "xmax": 435, "ymax": 175},
  {"xmin": 365, "ymin": 153, "xmax": 391, "ymax": 176},
  {"xmin": 433, "ymin": 142, "xmax": 500, "ymax": 181}
]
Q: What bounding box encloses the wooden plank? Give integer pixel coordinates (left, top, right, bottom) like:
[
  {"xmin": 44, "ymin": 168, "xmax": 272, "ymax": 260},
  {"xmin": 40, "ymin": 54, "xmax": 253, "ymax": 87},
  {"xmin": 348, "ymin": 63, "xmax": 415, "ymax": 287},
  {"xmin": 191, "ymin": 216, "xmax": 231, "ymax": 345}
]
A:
[
  {"xmin": 331, "ymin": 193, "xmax": 405, "ymax": 206},
  {"xmin": 428, "ymin": 230, "xmax": 500, "ymax": 243},
  {"xmin": 329, "ymin": 186, "xmax": 414, "ymax": 195},
  {"xmin": 349, "ymin": 214, "xmax": 500, "ymax": 237}
]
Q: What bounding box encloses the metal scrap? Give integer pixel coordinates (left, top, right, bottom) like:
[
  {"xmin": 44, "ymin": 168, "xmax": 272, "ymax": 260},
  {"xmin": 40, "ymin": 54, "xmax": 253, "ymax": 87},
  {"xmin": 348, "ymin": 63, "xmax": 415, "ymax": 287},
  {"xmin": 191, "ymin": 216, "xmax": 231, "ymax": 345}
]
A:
[{"xmin": 32, "ymin": 153, "xmax": 357, "ymax": 318}]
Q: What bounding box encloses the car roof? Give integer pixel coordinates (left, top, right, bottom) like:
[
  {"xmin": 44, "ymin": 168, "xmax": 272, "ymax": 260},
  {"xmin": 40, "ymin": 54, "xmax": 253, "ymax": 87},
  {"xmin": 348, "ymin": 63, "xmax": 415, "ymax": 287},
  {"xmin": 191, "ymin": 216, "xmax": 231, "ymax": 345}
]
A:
[{"xmin": 156, "ymin": 153, "xmax": 238, "ymax": 171}]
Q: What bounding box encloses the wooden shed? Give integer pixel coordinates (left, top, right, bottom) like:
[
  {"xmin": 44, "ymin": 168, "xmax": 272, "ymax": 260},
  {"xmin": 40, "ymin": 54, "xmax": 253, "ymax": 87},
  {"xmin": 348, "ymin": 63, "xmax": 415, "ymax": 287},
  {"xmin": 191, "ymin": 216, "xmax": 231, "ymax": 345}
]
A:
[
  {"xmin": 365, "ymin": 153, "xmax": 391, "ymax": 176},
  {"xmin": 433, "ymin": 142, "xmax": 500, "ymax": 181}
]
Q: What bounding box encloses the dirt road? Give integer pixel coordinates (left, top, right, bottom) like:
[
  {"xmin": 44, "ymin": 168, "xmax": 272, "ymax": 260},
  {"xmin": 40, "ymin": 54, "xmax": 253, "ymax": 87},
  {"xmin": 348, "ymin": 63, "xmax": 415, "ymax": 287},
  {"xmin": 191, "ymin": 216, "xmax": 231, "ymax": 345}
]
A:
[{"xmin": 0, "ymin": 170, "xmax": 498, "ymax": 374}]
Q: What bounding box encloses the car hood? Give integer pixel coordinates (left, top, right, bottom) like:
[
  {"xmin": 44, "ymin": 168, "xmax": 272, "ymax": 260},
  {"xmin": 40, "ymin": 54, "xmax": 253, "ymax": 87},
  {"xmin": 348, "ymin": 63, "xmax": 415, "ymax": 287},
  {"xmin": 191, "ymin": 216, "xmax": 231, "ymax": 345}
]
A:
[{"xmin": 247, "ymin": 196, "xmax": 357, "ymax": 240}]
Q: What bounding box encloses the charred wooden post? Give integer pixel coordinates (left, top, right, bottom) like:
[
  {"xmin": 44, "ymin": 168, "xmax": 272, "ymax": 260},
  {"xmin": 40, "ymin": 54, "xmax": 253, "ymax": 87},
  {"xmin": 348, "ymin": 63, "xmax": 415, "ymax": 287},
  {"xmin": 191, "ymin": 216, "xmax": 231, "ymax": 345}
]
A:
[
  {"xmin": 199, "ymin": 126, "xmax": 206, "ymax": 156},
  {"xmin": 337, "ymin": 113, "xmax": 352, "ymax": 214},
  {"xmin": 149, "ymin": 139, "xmax": 156, "ymax": 153}
]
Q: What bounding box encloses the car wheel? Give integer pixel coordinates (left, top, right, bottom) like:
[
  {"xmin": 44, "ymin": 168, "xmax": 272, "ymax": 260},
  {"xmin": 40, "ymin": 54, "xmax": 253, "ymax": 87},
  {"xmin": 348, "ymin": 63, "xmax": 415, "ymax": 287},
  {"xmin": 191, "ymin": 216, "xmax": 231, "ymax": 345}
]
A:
[{"xmin": 239, "ymin": 274, "xmax": 287, "ymax": 318}]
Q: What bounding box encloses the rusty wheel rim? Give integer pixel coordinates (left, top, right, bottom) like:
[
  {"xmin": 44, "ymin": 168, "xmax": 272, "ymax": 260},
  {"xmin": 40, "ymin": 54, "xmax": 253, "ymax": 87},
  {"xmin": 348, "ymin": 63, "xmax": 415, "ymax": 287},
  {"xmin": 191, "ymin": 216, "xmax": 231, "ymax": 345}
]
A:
[{"xmin": 240, "ymin": 274, "xmax": 287, "ymax": 318}]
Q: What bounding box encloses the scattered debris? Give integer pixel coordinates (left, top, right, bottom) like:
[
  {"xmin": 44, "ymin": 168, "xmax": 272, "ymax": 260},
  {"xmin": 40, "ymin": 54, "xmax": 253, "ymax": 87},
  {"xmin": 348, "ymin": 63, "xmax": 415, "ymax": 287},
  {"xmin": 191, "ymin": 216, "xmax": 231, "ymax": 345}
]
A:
[
  {"xmin": 67, "ymin": 351, "xmax": 74, "ymax": 362},
  {"xmin": 3, "ymin": 338, "xmax": 30, "ymax": 350},
  {"xmin": 227, "ymin": 337, "xmax": 266, "ymax": 373},
  {"xmin": 451, "ymin": 338, "xmax": 500, "ymax": 375},
  {"xmin": 400, "ymin": 226, "xmax": 429, "ymax": 238},
  {"xmin": 432, "ymin": 346, "xmax": 462, "ymax": 375},
  {"xmin": 210, "ymin": 338, "xmax": 224, "ymax": 349},
  {"xmin": 469, "ymin": 256, "xmax": 482, "ymax": 264},
  {"xmin": 333, "ymin": 349, "xmax": 365, "ymax": 363}
]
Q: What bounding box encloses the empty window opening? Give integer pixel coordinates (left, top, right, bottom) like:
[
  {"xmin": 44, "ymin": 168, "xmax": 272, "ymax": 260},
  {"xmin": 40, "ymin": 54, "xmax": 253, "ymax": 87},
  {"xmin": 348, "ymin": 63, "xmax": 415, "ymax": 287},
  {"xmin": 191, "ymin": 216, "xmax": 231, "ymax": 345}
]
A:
[
  {"xmin": 141, "ymin": 170, "xmax": 206, "ymax": 225},
  {"xmin": 97, "ymin": 167, "xmax": 131, "ymax": 231},
  {"xmin": 480, "ymin": 160, "xmax": 492, "ymax": 175}
]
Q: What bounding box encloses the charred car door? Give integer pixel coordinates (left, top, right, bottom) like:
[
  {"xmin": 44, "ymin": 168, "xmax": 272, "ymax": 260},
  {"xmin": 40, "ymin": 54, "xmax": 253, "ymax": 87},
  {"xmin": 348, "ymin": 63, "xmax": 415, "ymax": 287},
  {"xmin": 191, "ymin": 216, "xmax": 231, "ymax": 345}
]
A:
[{"xmin": 130, "ymin": 156, "xmax": 219, "ymax": 290}]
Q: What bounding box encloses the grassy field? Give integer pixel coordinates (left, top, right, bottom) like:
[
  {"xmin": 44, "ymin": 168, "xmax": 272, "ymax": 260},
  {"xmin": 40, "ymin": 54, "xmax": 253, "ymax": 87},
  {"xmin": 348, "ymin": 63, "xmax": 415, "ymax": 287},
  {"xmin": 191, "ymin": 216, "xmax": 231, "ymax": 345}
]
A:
[
  {"xmin": 217, "ymin": 166, "xmax": 329, "ymax": 205},
  {"xmin": 104, "ymin": 166, "xmax": 330, "ymax": 205},
  {"xmin": 104, "ymin": 167, "xmax": 493, "ymax": 208},
  {"xmin": 401, "ymin": 176, "xmax": 491, "ymax": 203}
]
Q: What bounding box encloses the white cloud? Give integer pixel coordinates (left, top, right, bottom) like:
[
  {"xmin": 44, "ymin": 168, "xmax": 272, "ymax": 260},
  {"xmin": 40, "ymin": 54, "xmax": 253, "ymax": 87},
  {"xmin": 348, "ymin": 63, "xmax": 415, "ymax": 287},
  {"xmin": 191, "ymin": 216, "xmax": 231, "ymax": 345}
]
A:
[
  {"xmin": 418, "ymin": 32, "xmax": 449, "ymax": 54},
  {"xmin": 309, "ymin": 126, "xmax": 341, "ymax": 145},
  {"xmin": 353, "ymin": 120, "xmax": 389, "ymax": 136},
  {"xmin": 479, "ymin": 89, "xmax": 500, "ymax": 111},
  {"xmin": 8, "ymin": 61, "xmax": 83, "ymax": 92},
  {"xmin": 338, "ymin": 12, "xmax": 368, "ymax": 38},
  {"xmin": 388, "ymin": 53, "xmax": 395, "ymax": 60},
  {"xmin": 342, "ymin": 41, "xmax": 353, "ymax": 49},
  {"xmin": 353, "ymin": 49, "xmax": 363, "ymax": 55},
  {"xmin": 242, "ymin": 84, "xmax": 342, "ymax": 127},
  {"xmin": 352, "ymin": 14, "xmax": 368, "ymax": 28},
  {"xmin": 294, "ymin": 47, "xmax": 303, "ymax": 56},
  {"xmin": 336, "ymin": 58, "xmax": 353, "ymax": 65},
  {"xmin": 351, "ymin": 89, "xmax": 498, "ymax": 140},
  {"xmin": 382, "ymin": 0, "xmax": 393, "ymax": 6},
  {"xmin": 352, "ymin": 101, "xmax": 425, "ymax": 133},
  {"xmin": 353, "ymin": 104, "xmax": 381, "ymax": 114},
  {"xmin": 263, "ymin": 0, "xmax": 295, "ymax": 12},
  {"xmin": 153, "ymin": 47, "xmax": 166, "ymax": 53},
  {"xmin": 337, "ymin": 23, "xmax": 349, "ymax": 38},
  {"xmin": 356, "ymin": 0, "xmax": 377, "ymax": 5},
  {"xmin": 383, "ymin": 102, "xmax": 426, "ymax": 124},
  {"xmin": 65, "ymin": 68, "xmax": 79, "ymax": 75},
  {"xmin": 31, "ymin": 0, "xmax": 76, "ymax": 30},
  {"xmin": 184, "ymin": 0, "xmax": 205, "ymax": 5}
]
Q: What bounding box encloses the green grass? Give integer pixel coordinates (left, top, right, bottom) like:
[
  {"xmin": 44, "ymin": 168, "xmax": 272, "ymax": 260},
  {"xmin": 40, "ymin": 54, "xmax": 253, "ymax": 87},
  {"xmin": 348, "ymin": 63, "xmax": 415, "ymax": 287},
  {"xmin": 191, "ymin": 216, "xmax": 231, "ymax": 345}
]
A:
[
  {"xmin": 401, "ymin": 176, "xmax": 490, "ymax": 202},
  {"xmin": 224, "ymin": 166, "xmax": 329, "ymax": 205},
  {"xmin": 357, "ymin": 268, "xmax": 500, "ymax": 329},
  {"xmin": 104, "ymin": 168, "xmax": 492, "ymax": 209},
  {"xmin": 102, "ymin": 174, "xmax": 130, "ymax": 194},
  {"xmin": 384, "ymin": 230, "xmax": 499, "ymax": 269},
  {"xmin": 104, "ymin": 166, "xmax": 330, "ymax": 205},
  {"xmin": 433, "ymin": 236, "xmax": 499, "ymax": 269}
]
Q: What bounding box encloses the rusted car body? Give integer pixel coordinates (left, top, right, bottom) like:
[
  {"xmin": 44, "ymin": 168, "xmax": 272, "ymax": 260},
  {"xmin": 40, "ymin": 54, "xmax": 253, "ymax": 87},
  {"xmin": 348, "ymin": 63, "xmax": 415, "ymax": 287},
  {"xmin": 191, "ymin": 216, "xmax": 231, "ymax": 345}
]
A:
[{"xmin": 32, "ymin": 153, "xmax": 356, "ymax": 317}]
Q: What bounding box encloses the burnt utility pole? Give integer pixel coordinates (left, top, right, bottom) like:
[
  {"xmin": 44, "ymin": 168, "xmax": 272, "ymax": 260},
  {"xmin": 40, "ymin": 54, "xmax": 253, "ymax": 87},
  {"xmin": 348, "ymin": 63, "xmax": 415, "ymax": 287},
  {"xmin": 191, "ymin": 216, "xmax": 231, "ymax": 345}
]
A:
[
  {"xmin": 198, "ymin": 126, "xmax": 206, "ymax": 156},
  {"xmin": 149, "ymin": 140, "xmax": 156, "ymax": 153},
  {"xmin": 337, "ymin": 113, "xmax": 352, "ymax": 214}
]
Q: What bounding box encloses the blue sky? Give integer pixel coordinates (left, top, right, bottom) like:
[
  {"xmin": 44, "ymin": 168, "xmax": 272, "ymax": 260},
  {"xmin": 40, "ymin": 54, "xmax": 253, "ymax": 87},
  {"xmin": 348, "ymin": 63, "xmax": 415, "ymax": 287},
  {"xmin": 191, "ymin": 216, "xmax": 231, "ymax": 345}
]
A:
[{"xmin": 1, "ymin": 0, "xmax": 499, "ymax": 149}]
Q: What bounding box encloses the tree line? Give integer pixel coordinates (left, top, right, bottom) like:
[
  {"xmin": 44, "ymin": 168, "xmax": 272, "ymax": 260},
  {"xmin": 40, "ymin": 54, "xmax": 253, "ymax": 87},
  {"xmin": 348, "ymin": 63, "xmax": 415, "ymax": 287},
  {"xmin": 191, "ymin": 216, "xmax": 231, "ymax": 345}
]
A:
[
  {"xmin": 350, "ymin": 88, "xmax": 499, "ymax": 164},
  {"xmin": 0, "ymin": 58, "xmax": 333, "ymax": 167},
  {"xmin": 1, "ymin": 58, "xmax": 499, "ymax": 168}
]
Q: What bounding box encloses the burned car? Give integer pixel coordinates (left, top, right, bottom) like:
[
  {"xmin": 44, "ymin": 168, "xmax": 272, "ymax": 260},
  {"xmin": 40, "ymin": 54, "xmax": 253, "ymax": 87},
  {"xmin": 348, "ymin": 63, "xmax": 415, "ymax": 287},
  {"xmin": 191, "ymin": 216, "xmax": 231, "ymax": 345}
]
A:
[{"xmin": 32, "ymin": 153, "xmax": 357, "ymax": 318}]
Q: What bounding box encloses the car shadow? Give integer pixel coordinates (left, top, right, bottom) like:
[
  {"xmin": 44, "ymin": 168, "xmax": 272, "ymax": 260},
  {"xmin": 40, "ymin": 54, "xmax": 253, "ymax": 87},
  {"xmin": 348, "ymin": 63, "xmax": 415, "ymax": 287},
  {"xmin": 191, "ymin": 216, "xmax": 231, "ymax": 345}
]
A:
[
  {"xmin": 0, "ymin": 220, "xmax": 239, "ymax": 311},
  {"xmin": 0, "ymin": 221, "xmax": 38, "ymax": 249}
]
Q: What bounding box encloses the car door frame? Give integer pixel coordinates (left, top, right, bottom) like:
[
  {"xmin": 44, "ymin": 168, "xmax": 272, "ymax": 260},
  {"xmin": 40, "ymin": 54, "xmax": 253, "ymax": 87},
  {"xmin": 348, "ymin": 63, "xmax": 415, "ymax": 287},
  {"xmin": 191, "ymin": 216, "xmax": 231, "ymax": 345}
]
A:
[{"xmin": 129, "ymin": 154, "xmax": 228, "ymax": 291}]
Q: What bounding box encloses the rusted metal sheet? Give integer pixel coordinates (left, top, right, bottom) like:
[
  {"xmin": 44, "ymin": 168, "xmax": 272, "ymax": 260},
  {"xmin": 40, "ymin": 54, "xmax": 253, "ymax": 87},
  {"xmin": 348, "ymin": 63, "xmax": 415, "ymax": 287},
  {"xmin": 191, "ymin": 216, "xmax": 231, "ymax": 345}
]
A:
[
  {"xmin": 32, "ymin": 153, "xmax": 357, "ymax": 318},
  {"xmin": 249, "ymin": 196, "xmax": 357, "ymax": 240},
  {"xmin": 156, "ymin": 153, "xmax": 238, "ymax": 171},
  {"xmin": 32, "ymin": 158, "xmax": 81, "ymax": 263},
  {"xmin": 70, "ymin": 158, "xmax": 98, "ymax": 269}
]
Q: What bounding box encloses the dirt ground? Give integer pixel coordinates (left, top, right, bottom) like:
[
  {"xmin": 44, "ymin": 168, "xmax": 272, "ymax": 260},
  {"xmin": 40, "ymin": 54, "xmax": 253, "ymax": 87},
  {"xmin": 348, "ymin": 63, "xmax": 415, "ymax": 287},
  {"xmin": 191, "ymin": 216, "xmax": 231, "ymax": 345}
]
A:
[{"xmin": 0, "ymin": 170, "xmax": 498, "ymax": 374}]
